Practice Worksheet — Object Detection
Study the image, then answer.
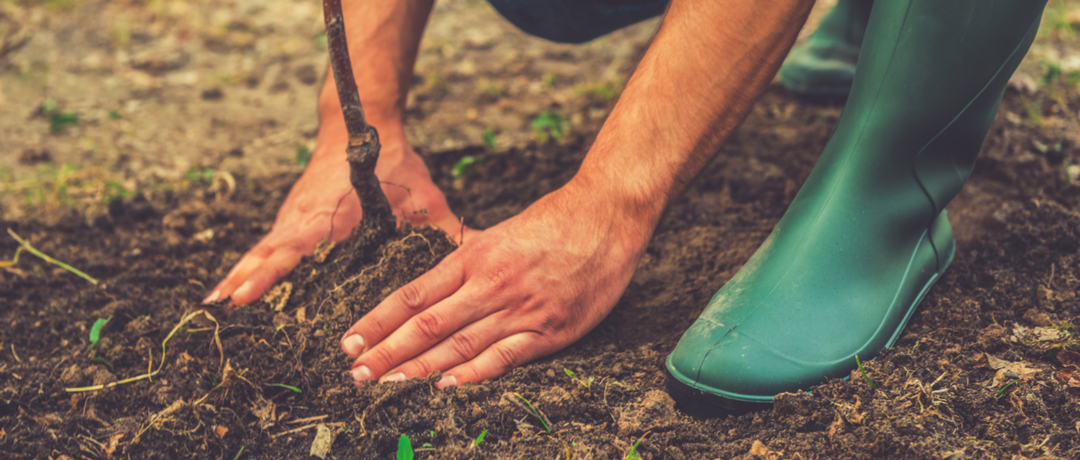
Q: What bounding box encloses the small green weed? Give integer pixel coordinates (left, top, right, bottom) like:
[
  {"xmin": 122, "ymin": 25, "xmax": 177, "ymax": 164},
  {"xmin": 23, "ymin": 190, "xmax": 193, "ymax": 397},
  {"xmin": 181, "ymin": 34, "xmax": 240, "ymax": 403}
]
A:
[
  {"xmin": 314, "ymin": 32, "xmax": 328, "ymax": 50},
  {"xmin": 564, "ymin": 368, "xmax": 594, "ymax": 392},
  {"xmin": 452, "ymin": 155, "xmax": 482, "ymax": 179},
  {"xmin": 397, "ymin": 434, "xmax": 414, "ymax": 460},
  {"xmin": 89, "ymin": 316, "xmax": 112, "ymax": 350},
  {"xmin": 40, "ymin": 100, "xmax": 79, "ymax": 133},
  {"xmin": 473, "ymin": 429, "xmax": 488, "ymax": 447},
  {"xmin": 108, "ymin": 110, "xmax": 121, "ymax": 120},
  {"xmin": 996, "ymin": 379, "xmax": 1020, "ymax": 400},
  {"xmin": 482, "ymin": 128, "xmax": 497, "ymax": 152},
  {"xmin": 532, "ymin": 111, "xmax": 567, "ymax": 143},
  {"xmin": 514, "ymin": 393, "xmax": 551, "ymax": 432},
  {"xmin": 184, "ymin": 167, "xmax": 216, "ymax": 184},
  {"xmin": 232, "ymin": 446, "xmax": 245, "ymax": 460},
  {"xmin": 626, "ymin": 431, "xmax": 649, "ymax": 460},
  {"xmin": 102, "ymin": 181, "xmax": 135, "ymax": 205},
  {"xmin": 575, "ymin": 80, "xmax": 622, "ymax": 101},
  {"xmin": 855, "ymin": 355, "xmax": 877, "ymax": 391}
]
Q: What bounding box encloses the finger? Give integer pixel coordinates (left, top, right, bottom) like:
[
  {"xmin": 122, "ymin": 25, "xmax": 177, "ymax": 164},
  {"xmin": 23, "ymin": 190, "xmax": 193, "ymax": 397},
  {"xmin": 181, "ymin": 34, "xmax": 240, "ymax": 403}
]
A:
[
  {"xmin": 379, "ymin": 314, "xmax": 509, "ymax": 382},
  {"xmin": 204, "ymin": 243, "xmax": 275, "ymax": 303},
  {"xmin": 340, "ymin": 254, "xmax": 466, "ymax": 359},
  {"xmin": 434, "ymin": 332, "xmax": 555, "ymax": 389},
  {"xmin": 228, "ymin": 243, "xmax": 306, "ymax": 306},
  {"xmin": 362, "ymin": 295, "xmax": 499, "ymax": 383}
]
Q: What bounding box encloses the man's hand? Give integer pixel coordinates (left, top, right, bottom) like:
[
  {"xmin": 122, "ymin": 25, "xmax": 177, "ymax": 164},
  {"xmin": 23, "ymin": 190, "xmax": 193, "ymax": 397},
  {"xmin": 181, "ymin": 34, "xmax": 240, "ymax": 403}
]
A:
[
  {"xmin": 339, "ymin": 178, "xmax": 653, "ymax": 387},
  {"xmin": 205, "ymin": 127, "xmax": 470, "ymax": 307},
  {"xmin": 337, "ymin": 0, "xmax": 814, "ymax": 385}
]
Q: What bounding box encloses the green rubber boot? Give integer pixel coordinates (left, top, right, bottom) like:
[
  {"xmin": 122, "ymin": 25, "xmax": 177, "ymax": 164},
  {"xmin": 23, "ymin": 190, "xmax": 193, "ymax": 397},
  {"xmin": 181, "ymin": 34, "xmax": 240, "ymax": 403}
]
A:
[
  {"xmin": 666, "ymin": 0, "xmax": 1047, "ymax": 416},
  {"xmin": 778, "ymin": 0, "xmax": 872, "ymax": 97}
]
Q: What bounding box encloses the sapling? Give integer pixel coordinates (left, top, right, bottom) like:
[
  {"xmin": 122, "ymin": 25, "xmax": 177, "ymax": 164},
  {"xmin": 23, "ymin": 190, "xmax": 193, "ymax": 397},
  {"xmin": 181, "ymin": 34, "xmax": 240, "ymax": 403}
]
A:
[{"xmin": 322, "ymin": 0, "xmax": 395, "ymax": 238}]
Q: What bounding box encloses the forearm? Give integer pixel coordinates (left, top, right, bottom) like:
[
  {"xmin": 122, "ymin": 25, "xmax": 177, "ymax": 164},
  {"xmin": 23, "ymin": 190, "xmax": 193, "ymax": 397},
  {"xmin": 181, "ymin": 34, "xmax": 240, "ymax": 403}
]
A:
[
  {"xmin": 315, "ymin": 0, "xmax": 434, "ymax": 159},
  {"xmin": 574, "ymin": 0, "xmax": 814, "ymax": 231}
]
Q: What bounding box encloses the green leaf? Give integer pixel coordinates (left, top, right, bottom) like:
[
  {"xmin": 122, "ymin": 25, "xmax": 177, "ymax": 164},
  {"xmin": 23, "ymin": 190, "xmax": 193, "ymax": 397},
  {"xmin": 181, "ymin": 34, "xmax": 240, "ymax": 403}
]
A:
[
  {"xmin": 531, "ymin": 111, "xmax": 566, "ymax": 143},
  {"xmin": 452, "ymin": 155, "xmax": 481, "ymax": 179},
  {"xmin": 482, "ymin": 128, "xmax": 496, "ymax": 151},
  {"xmin": 264, "ymin": 383, "xmax": 302, "ymax": 393},
  {"xmin": 89, "ymin": 316, "xmax": 112, "ymax": 349},
  {"xmin": 50, "ymin": 112, "xmax": 79, "ymax": 133},
  {"xmin": 397, "ymin": 434, "xmax": 414, "ymax": 460},
  {"xmin": 474, "ymin": 429, "xmax": 488, "ymax": 446}
]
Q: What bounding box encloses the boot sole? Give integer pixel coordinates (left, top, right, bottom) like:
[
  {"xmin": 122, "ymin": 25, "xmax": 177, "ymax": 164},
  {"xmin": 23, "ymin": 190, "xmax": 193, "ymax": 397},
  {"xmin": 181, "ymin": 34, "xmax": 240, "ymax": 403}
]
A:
[{"xmin": 665, "ymin": 229, "xmax": 956, "ymax": 417}]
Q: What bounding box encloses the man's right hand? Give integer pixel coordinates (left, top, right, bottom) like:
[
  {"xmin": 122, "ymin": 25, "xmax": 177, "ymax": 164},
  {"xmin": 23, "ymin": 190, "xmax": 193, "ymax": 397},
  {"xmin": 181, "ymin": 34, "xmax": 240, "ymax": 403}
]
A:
[{"xmin": 204, "ymin": 125, "xmax": 473, "ymax": 307}]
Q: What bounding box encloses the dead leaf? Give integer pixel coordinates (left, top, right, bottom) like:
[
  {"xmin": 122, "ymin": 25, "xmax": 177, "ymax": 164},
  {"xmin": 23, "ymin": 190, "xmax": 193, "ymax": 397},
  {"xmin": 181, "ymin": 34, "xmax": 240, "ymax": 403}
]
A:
[
  {"xmin": 1012, "ymin": 325, "xmax": 1067, "ymax": 343},
  {"xmin": 940, "ymin": 448, "xmax": 965, "ymax": 460},
  {"xmin": 989, "ymin": 361, "xmax": 1040, "ymax": 388},
  {"xmin": 215, "ymin": 425, "xmax": 228, "ymax": 438},
  {"xmin": 973, "ymin": 353, "xmax": 1011, "ymax": 370},
  {"xmin": 310, "ymin": 423, "xmax": 334, "ymax": 459},
  {"xmin": 1057, "ymin": 350, "xmax": 1080, "ymax": 367},
  {"xmin": 104, "ymin": 433, "xmax": 124, "ymax": 457},
  {"xmin": 749, "ymin": 440, "xmax": 781, "ymax": 459}
]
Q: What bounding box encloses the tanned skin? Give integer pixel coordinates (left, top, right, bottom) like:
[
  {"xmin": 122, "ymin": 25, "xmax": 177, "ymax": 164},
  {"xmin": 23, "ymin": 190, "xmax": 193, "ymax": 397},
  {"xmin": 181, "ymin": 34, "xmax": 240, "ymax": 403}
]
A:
[{"xmin": 207, "ymin": 0, "xmax": 815, "ymax": 388}]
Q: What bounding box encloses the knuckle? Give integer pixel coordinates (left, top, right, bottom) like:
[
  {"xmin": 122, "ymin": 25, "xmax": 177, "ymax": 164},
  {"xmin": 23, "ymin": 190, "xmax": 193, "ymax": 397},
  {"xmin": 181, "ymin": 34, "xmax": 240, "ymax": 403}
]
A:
[
  {"xmin": 408, "ymin": 357, "xmax": 435, "ymax": 378},
  {"xmin": 413, "ymin": 311, "xmax": 446, "ymax": 341},
  {"xmin": 537, "ymin": 311, "xmax": 569, "ymax": 335},
  {"xmin": 492, "ymin": 343, "xmax": 521, "ymax": 373},
  {"xmin": 448, "ymin": 332, "xmax": 481, "ymax": 361},
  {"xmin": 364, "ymin": 315, "xmax": 388, "ymax": 340},
  {"xmin": 398, "ymin": 283, "xmax": 426, "ymax": 311},
  {"xmin": 482, "ymin": 266, "xmax": 514, "ymax": 292},
  {"xmin": 369, "ymin": 346, "xmax": 397, "ymax": 370}
]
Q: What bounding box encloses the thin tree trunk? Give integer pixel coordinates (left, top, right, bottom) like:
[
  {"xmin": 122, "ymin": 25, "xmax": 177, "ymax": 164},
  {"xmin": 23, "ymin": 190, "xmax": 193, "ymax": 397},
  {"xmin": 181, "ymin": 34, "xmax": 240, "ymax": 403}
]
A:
[{"xmin": 322, "ymin": 0, "xmax": 395, "ymax": 235}]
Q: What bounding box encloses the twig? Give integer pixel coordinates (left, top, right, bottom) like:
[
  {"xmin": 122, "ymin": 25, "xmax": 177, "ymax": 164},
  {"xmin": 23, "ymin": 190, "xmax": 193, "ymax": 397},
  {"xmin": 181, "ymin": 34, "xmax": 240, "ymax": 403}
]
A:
[
  {"xmin": 322, "ymin": 0, "xmax": 395, "ymax": 235},
  {"xmin": 10, "ymin": 344, "xmax": 20, "ymax": 363},
  {"xmin": 4, "ymin": 229, "xmax": 99, "ymax": 285},
  {"xmin": 271, "ymin": 422, "xmax": 345, "ymax": 439}
]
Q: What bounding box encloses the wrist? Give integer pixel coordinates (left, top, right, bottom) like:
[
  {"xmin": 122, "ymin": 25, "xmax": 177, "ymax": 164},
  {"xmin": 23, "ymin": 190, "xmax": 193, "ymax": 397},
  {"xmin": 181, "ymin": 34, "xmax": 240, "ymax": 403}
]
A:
[{"xmin": 559, "ymin": 172, "xmax": 662, "ymax": 251}]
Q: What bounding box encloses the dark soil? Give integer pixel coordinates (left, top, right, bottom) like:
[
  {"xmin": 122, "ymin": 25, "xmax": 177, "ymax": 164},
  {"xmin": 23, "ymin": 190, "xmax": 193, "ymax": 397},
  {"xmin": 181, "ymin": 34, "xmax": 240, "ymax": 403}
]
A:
[{"xmin": 4, "ymin": 87, "xmax": 1080, "ymax": 459}]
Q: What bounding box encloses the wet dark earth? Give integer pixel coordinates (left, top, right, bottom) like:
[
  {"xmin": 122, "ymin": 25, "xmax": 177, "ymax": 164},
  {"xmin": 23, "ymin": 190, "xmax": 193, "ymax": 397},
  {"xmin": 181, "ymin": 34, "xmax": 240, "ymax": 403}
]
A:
[{"xmin": 4, "ymin": 87, "xmax": 1080, "ymax": 459}]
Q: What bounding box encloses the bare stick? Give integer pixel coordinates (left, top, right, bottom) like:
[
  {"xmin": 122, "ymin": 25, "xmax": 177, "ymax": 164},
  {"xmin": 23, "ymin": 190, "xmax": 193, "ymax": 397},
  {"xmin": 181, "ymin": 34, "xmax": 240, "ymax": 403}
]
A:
[{"xmin": 322, "ymin": 0, "xmax": 395, "ymax": 234}]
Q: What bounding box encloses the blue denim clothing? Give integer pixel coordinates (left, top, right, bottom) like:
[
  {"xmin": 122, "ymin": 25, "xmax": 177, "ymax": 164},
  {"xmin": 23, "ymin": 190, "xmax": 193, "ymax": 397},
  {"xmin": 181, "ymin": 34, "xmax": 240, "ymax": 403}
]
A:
[{"xmin": 486, "ymin": 0, "xmax": 669, "ymax": 43}]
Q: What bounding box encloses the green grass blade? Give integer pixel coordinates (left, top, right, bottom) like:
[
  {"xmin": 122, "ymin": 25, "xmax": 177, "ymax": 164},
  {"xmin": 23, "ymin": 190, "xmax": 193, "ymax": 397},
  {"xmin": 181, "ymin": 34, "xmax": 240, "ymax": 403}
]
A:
[{"xmin": 264, "ymin": 383, "xmax": 302, "ymax": 393}]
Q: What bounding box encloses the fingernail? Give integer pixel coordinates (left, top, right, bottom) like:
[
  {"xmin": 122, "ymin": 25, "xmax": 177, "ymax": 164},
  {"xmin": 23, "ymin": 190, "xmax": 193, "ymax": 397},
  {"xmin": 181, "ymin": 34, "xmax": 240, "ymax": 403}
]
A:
[
  {"xmin": 435, "ymin": 375, "xmax": 457, "ymax": 390},
  {"xmin": 351, "ymin": 365, "xmax": 372, "ymax": 382},
  {"xmin": 380, "ymin": 372, "xmax": 406, "ymax": 383},
  {"xmin": 202, "ymin": 290, "xmax": 221, "ymax": 304},
  {"xmin": 341, "ymin": 334, "xmax": 365, "ymax": 356},
  {"xmin": 232, "ymin": 281, "xmax": 254, "ymax": 302}
]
